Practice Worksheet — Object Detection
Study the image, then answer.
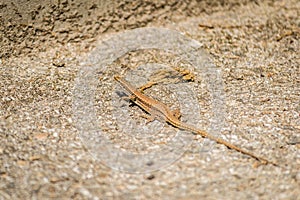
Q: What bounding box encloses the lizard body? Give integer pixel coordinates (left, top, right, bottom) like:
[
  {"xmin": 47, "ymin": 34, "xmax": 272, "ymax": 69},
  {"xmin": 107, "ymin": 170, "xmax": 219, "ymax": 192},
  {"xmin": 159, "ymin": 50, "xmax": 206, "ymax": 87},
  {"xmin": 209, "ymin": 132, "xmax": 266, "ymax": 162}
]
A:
[{"xmin": 114, "ymin": 75, "xmax": 277, "ymax": 166}]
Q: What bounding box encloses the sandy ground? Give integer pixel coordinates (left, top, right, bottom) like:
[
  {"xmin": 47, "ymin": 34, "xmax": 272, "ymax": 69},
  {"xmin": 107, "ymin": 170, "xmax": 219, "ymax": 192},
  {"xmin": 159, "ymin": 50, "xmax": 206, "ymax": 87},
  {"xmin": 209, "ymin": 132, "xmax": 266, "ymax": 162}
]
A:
[{"xmin": 0, "ymin": 0, "xmax": 299, "ymax": 199}]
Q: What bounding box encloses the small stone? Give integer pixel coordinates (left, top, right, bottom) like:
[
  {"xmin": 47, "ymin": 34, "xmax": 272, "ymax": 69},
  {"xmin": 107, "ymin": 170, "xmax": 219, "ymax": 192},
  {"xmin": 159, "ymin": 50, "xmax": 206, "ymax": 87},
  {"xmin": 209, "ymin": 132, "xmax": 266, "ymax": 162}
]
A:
[
  {"xmin": 34, "ymin": 133, "xmax": 49, "ymax": 140},
  {"xmin": 146, "ymin": 174, "xmax": 155, "ymax": 180}
]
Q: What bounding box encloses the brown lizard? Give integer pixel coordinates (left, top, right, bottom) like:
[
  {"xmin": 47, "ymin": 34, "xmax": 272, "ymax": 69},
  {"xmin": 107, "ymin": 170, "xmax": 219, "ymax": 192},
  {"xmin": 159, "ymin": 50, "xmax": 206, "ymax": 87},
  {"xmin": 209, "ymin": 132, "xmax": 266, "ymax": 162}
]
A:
[{"xmin": 114, "ymin": 75, "xmax": 278, "ymax": 166}]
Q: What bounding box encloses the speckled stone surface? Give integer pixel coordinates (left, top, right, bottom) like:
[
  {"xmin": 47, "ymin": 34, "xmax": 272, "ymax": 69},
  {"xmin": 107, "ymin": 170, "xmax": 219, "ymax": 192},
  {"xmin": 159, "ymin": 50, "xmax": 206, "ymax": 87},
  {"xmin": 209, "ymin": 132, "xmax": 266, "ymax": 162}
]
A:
[{"xmin": 0, "ymin": 0, "xmax": 299, "ymax": 199}]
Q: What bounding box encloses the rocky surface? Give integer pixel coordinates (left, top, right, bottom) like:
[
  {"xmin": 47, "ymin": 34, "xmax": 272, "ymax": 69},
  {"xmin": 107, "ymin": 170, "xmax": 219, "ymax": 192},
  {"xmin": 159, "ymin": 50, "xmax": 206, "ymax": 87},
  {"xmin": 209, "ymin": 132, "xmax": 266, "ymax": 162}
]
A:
[{"xmin": 0, "ymin": 0, "xmax": 299, "ymax": 199}]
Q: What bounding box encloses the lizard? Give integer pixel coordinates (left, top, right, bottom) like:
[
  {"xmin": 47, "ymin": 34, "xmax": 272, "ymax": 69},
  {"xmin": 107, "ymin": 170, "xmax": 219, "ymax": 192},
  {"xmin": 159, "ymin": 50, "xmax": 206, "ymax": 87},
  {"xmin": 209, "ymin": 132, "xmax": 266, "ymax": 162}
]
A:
[{"xmin": 114, "ymin": 75, "xmax": 278, "ymax": 166}]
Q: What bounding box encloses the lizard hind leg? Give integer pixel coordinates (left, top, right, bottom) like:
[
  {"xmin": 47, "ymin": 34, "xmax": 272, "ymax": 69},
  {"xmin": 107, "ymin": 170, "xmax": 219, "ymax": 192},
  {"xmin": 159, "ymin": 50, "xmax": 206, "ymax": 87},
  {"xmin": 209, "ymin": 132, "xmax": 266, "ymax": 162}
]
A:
[{"xmin": 140, "ymin": 114, "xmax": 156, "ymax": 124}]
